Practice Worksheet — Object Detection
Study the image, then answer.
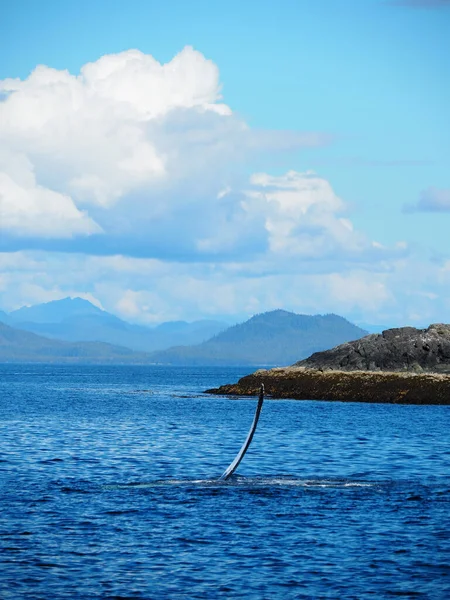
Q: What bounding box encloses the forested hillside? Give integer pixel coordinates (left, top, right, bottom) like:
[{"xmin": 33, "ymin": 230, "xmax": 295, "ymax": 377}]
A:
[
  {"xmin": 150, "ymin": 310, "xmax": 368, "ymax": 366},
  {"xmin": 0, "ymin": 321, "xmax": 153, "ymax": 363}
]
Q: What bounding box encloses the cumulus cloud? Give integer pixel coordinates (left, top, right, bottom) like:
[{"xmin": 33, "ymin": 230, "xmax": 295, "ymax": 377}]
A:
[
  {"xmin": 0, "ymin": 47, "xmax": 225, "ymax": 209},
  {"xmin": 403, "ymin": 187, "xmax": 450, "ymax": 212},
  {"xmin": 245, "ymin": 170, "xmax": 366, "ymax": 259},
  {"xmin": 0, "ymin": 41, "xmax": 377, "ymax": 264},
  {"xmin": 193, "ymin": 169, "xmax": 405, "ymax": 264},
  {"xmin": 0, "ymin": 47, "xmax": 422, "ymax": 324},
  {"xmin": 0, "ymin": 46, "xmax": 330, "ymax": 254},
  {"xmin": 0, "ymin": 152, "xmax": 102, "ymax": 238}
]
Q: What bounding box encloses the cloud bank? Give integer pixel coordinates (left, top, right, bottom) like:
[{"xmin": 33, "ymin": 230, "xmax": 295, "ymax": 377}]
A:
[
  {"xmin": 0, "ymin": 46, "xmax": 330, "ymax": 260},
  {"xmin": 1, "ymin": 47, "xmax": 445, "ymax": 326},
  {"xmin": 1, "ymin": 250, "xmax": 448, "ymax": 329}
]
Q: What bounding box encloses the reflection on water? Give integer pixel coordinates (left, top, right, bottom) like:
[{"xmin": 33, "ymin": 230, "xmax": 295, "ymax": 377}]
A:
[{"xmin": 1, "ymin": 364, "xmax": 449, "ymax": 599}]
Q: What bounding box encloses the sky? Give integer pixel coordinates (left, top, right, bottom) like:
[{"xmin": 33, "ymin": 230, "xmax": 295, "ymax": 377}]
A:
[{"xmin": 0, "ymin": 0, "xmax": 449, "ymax": 326}]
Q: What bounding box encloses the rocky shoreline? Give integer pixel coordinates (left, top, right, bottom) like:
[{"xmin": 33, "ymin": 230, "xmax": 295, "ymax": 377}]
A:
[
  {"xmin": 206, "ymin": 324, "xmax": 450, "ymax": 405},
  {"xmin": 206, "ymin": 366, "xmax": 450, "ymax": 405}
]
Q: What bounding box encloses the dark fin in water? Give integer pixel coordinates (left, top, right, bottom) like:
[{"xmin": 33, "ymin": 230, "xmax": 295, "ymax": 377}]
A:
[{"xmin": 219, "ymin": 384, "xmax": 265, "ymax": 481}]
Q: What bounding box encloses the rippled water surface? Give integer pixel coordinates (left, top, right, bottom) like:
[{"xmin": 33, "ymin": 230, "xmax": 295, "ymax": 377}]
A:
[{"xmin": 1, "ymin": 364, "xmax": 449, "ymax": 598}]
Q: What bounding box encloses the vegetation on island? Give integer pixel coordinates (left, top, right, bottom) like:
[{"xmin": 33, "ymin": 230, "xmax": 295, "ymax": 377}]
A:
[{"xmin": 149, "ymin": 310, "xmax": 368, "ymax": 366}]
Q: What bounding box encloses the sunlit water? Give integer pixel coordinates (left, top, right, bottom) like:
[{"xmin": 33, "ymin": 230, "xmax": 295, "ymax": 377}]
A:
[{"xmin": 1, "ymin": 364, "xmax": 449, "ymax": 598}]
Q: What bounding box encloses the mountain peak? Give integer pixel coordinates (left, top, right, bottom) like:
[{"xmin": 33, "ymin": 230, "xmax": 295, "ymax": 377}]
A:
[
  {"xmin": 150, "ymin": 310, "xmax": 368, "ymax": 366},
  {"xmin": 41, "ymin": 296, "xmax": 102, "ymax": 309},
  {"xmin": 245, "ymin": 309, "xmax": 301, "ymax": 325},
  {"xmin": 8, "ymin": 296, "xmax": 105, "ymax": 324},
  {"xmin": 245, "ymin": 310, "xmax": 363, "ymax": 331}
]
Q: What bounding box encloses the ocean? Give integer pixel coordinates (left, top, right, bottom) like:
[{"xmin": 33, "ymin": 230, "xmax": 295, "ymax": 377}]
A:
[{"xmin": 1, "ymin": 364, "xmax": 449, "ymax": 598}]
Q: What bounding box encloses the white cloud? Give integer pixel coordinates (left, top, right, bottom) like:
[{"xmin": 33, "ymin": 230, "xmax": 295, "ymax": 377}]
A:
[
  {"xmin": 0, "ymin": 255, "xmax": 105, "ymax": 310},
  {"xmin": 2, "ymin": 249, "xmax": 447, "ymax": 328},
  {"xmin": 193, "ymin": 169, "xmax": 393, "ymax": 262},
  {"xmin": 244, "ymin": 171, "xmax": 368, "ymax": 259},
  {"xmin": 2, "ymin": 48, "xmax": 439, "ymax": 327},
  {"xmin": 0, "ymin": 153, "xmax": 102, "ymax": 238},
  {"xmin": 0, "ymin": 47, "xmax": 222, "ymax": 209},
  {"xmin": 326, "ymin": 272, "xmax": 392, "ymax": 311},
  {"xmin": 0, "ymin": 47, "xmax": 330, "ymax": 250}
]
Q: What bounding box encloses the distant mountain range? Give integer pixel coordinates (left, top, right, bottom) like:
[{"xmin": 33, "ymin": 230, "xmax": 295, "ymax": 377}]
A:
[
  {"xmin": 0, "ymin": 300, "xmax": 368, "ymax": 365},
  {"xmin": 149, "ymin": 310, "xmax": 368, "ymax": 366},
  {"xmin": 0, "ymin": 321, "xmax": 153, "ymax": 364},
  {"xmin": 2, "ymin": 297, "xmax": 227, "ymax": 352}
]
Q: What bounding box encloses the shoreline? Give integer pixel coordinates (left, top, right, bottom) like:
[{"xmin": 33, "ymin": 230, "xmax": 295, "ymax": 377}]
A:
[{"xmin": 206, "ymin": 366, "xmax": 450, "ymax": 405}]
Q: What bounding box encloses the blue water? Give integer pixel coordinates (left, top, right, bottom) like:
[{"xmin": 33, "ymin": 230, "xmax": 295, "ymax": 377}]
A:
[{"xmin": 1, "ymin": 364, "xmax": 449, "ymax": 599}]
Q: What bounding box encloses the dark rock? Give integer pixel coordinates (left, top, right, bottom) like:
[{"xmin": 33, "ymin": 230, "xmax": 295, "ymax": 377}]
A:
[{"xmin": 294, "ymin": 324, "xmax": 450, "ymax": 374}]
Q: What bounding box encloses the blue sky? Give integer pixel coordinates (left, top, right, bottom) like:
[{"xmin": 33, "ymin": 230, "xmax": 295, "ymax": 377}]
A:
[{"xmin": 0, "ymin": 0, "xmax": 449, "ymax": 326}]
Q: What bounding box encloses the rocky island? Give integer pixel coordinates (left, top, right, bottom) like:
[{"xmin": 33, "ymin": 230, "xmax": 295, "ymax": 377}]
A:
[{"xmin": 207, "ymin": 324, "xmax": 450, "ymax": 405}]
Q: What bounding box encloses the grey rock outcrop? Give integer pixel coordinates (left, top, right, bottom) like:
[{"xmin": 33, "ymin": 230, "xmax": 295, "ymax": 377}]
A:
[{"xmin": 294, "ymin": 324, "xmax": 450, "ymax": 373}]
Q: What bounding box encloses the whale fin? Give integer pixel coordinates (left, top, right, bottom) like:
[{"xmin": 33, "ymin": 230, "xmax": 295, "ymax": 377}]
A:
[{"xmin": 219, "ymin": 383, "xmax": 265, "ymax": 481}]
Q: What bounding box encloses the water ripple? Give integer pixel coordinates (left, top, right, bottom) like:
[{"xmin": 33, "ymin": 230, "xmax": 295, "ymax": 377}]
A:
[{"xmin": 1, "ymin": 364, "xmax": 449, "ymax": 599}]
